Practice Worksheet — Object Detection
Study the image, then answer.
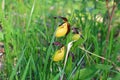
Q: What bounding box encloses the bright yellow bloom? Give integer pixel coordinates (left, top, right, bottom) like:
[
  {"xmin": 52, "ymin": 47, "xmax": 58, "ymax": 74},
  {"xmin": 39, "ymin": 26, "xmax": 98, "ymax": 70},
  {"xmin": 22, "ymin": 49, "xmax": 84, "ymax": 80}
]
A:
[
  {"xmin": 55, "ymin": 22, "xmax": 68, "ymax": 37},
  {"xmin": 53, "ymin": 46, "xmax": 65, "ymax": 62}
]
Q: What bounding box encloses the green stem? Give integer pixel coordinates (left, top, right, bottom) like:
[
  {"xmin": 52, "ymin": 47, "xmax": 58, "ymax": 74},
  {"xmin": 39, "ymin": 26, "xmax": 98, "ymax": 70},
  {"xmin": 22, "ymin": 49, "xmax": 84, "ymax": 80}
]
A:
[{"xmin": 79, "ymin": 47, "xmax": 116, "ymax": 67}]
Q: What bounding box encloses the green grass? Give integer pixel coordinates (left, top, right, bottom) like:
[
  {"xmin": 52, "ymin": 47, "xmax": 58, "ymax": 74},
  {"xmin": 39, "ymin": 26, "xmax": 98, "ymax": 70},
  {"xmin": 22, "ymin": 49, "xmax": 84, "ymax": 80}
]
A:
[{"xmin": 0, "ymin": 0, "xmax": 120, "ymax": 80}]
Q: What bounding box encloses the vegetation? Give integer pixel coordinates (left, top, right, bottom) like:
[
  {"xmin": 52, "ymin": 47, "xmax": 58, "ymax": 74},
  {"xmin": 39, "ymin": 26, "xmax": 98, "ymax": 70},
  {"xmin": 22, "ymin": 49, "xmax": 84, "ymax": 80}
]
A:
[{"xmin": 0, "ymin": 0, "xmax": 120, "ymax": 80}]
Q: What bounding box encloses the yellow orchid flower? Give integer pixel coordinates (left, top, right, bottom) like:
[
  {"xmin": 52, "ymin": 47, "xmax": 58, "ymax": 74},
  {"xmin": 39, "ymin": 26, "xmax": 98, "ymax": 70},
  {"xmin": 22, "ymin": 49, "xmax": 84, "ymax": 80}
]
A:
[
  {"xmin": 55, "ymin": 22, "xmax": 69, "ymax": 37},
  {"xmin": 53, "ymin": 46, "xmax": 65, "ymax": 62}
]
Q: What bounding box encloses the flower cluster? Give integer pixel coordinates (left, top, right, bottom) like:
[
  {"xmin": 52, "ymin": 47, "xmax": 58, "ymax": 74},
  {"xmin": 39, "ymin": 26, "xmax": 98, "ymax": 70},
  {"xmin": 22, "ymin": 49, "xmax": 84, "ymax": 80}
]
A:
[
  {"xmin": 52, "ymin": 16, "xmax": 83, "ymax": 62},
  {"xmin": 53, "ymin": 17, "xmax": 70, "ymax": 62}
]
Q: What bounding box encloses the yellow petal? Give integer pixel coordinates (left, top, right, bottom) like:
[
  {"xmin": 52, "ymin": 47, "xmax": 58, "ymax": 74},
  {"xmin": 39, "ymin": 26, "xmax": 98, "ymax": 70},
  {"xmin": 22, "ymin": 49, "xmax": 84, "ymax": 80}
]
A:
[
  {"xmin": 53, "ymin": 46, "xmax": 65, "ymax": 62},
  {"xmin": 55, "ymin": 23, "xmax": 68, "ymax": 37}
]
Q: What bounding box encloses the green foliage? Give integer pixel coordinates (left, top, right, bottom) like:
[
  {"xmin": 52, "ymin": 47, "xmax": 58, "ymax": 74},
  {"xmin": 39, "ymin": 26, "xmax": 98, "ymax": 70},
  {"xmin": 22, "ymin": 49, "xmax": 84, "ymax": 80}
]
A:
[
  {"xmin": 0, "ymin": 0, "xmax": 120, "ymax": 80},
  {"xmin": 74, "ymin": 67, "xmax": 97, "ymax": 80},
  {"xmin": 0, "ymin": 32, "xmax": 4, "ymax": 41}
]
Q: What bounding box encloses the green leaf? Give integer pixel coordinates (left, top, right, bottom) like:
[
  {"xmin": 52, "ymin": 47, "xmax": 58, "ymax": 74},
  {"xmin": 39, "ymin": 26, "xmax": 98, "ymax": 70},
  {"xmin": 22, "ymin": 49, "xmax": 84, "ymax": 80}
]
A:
[
  {"xmin": 21, "ymin": 56, "xmax": 31, "ymax": 80},
  {"xmin": 73, "ymin": 67, "xmax": 97, "ymax": 80},
  {"xmin": 65, "ymin": 56, "xmax": 73, "ymax": 74},
  {"xmin": 112, "ymin": 73, "xmax": 120, "ymax": 80},
  {"xmin": 0, "ymin": 32, "xmax": 4, "ymax": 41},
  {"xmin": 95, "ymin": 64, "xmax": 113, "ymax": 70},
  {"xmin": 79, "ymin": 68, "xmax": 96, "ymax": 79},
  {"xmin": 72, "ymin": 39, "xmax": 84, "ymax": 51},
  {"xmin": 10, "ymin": 48, "xmax": 26, "ymax": 80},
  {"xmin": 53, "ymin": 70, "xmax": 64, "ymax": 80}
]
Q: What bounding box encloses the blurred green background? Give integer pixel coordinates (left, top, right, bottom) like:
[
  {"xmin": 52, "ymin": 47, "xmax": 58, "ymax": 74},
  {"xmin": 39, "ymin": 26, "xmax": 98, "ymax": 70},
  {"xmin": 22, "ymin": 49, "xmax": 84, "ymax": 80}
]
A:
[{"xmin": 0, "ymin": 0, "xmax": 120, "ymax": 80}]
